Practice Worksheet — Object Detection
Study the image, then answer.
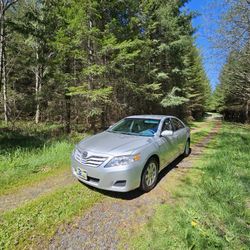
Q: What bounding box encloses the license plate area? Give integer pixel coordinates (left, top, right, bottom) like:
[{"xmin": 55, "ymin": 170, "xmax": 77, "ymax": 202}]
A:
[{"xmin": 77, "ymin": 168, "xmax": 87, "ymax": 180}]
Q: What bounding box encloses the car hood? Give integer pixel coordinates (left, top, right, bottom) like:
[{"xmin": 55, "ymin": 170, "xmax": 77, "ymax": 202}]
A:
[{"xmin": 77, "ymin": 131, "xmax": 153, "ymax": 156}]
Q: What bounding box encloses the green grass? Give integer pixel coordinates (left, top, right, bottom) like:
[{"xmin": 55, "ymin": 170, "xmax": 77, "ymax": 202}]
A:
[
  {"xmin": 130, "ymin": 122, "xmax": 250, "ymax": 249},
  {"xmin": 190, "ymin": 120, "xmax": 216, "ymax": 144},
  {"xmin": 0, "ymin": 122, "xmax": 89, "ymax": 195},
  {"xmin": 0, "ymin": 183, "xmax": 103, "ymax": 249},
  {"xmin": 0, "ymin": 141, "xmax": 73, "ymax": 195}
]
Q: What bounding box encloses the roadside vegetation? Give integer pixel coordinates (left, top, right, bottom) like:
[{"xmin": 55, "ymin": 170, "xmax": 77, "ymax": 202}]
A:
[
  {"xmin": 130, "ymin": 122, "xmax": 250, "ymax": 249},
  {"xmin": 0, "ymin": 122, "xmax": 89, "ymax": 195}
]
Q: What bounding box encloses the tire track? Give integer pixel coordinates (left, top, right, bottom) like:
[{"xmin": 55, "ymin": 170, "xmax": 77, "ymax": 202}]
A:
[{"xmin": 0, "ymin": 169, "xmax": 76, "ymax": 213}]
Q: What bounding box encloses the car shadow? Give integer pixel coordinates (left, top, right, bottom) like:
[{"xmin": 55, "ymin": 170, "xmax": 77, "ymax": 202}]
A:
[{"xmin": 79, "ymin": 148, "xmax": 192, "ymax": 201}]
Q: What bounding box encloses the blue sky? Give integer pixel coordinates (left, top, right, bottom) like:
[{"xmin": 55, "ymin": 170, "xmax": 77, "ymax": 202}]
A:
[{"xmin": 185, "ymin": 0, "xmax": 224, "ymax": 90}]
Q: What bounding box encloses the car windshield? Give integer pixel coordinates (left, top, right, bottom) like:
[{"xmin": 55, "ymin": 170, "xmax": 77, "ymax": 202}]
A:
[{"xmin": 108, "ymin": 118, "xmax": 160, "ymax": 137}]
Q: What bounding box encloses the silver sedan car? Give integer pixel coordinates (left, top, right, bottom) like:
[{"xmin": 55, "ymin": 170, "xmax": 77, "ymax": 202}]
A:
[{"xmin": 71, "ymin": 115, "xmax": 190, "ymax": 192}]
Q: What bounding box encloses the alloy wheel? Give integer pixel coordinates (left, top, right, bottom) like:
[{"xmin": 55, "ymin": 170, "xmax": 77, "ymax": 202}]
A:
[{"xmin": 145, "ymin": 162, "xmax": 157, "ymax": 187}]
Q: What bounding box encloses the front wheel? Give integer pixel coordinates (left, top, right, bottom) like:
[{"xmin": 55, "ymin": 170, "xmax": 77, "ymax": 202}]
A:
[{"xmin": 140, "ymin": 158, "xmax": 158, "ymax": 192}]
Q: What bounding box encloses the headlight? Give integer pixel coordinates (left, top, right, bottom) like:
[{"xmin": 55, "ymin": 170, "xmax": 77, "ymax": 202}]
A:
[{"xmin": 105, "ymin": 154, "xmax": 141, "ymax": 168}]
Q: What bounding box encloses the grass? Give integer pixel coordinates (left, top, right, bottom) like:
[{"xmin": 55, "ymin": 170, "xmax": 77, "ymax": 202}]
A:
[
  {"xmin": 0, "ymin": 141, "xmax": 73, "ymax": 195},
  {"xmin": 189, "ymin": 120, "xmax": 216, "ymax": 144},
  {"xmin": 0, "ymin": 122, "xmax": 89, "ymax": 195},
  {"xmin": 0, "ymin": 183, "xmax": 103, "ymax": 249},
  {"xmin": 130, "ymin": 122, "xmax": 250, "ymax": 249}
]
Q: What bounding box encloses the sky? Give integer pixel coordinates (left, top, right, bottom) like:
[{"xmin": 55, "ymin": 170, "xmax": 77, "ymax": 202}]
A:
[{"xmin": 185, "ymin": 0, "xmax": 225, "ymax": 90}]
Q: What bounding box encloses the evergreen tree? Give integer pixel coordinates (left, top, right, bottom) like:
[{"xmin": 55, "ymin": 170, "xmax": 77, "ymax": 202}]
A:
[
  {"xmin": 215, "ymin": 43, "xmax": 250, "ymax": 122},
  {"xmin": 0, "ymin": 0, "xmax": 212, "ymax": 128}
]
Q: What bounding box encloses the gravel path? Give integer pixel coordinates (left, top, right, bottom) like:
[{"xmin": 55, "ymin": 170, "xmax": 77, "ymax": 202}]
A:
[
  {"xmin": 48, "ymin": 122, "xmax": 221, "ymax": 250},
  {"xmin": 0, "ymin": 170, "xmax": 76, "ymax": 213}
]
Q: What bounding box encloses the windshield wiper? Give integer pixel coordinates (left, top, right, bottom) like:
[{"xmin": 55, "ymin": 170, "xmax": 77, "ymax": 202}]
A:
[
  {"xmin": 119, "ymin": 132, "xmax": 132, "ymax": 135},
  {"xmin": 107, "ymin": 130, "xmax": 131, "ymax": 135}
]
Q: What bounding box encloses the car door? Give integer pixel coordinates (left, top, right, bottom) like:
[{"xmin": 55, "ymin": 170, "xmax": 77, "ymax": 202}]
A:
[
  {"xmin": 171, "ymin": 118, "xmax": 186, "ymax": 154},
  {"xmin": 156, "ymin": 118, "xmax": 179, "ymax": 169}
]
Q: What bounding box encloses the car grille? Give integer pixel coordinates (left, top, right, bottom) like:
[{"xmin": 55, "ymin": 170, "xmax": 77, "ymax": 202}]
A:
[{"xmin": 74, "ymin": 149, "xmax": 108, "ymax": 168}]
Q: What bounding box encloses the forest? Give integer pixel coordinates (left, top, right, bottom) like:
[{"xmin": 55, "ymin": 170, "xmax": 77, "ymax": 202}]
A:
[
  {"xmin": 1, "ymin": 0, "xmax": 249, "ymax": 130},
  {"xmin": 0, "ymin": 0, "xmax": 212, "ymax": 132}
]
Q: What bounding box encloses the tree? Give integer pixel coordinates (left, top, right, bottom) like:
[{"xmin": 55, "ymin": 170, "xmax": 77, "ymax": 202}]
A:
[
  {"xmin": 206, "ymin": 0, "xmax": 250, "ymax": 54},
  {"xmin": 0, "ymin": 0, "xmax": 19, "ymax": 123},
  {"xmin": 184, "ymin": 44, "xmax": 211, "ymax": 118},
  {"xmin": 216, "ymin": 43, "xmax": 250, "ymax": 122},
  {"xmin": 208, "ymin": 0, "xmax": 250, "ymax": 123}
]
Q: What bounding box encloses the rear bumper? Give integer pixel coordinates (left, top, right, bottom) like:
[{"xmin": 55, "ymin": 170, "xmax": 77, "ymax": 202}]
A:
[{"xmin": 71, "ymin": 156, "xmax": 142, "ymax": 192}]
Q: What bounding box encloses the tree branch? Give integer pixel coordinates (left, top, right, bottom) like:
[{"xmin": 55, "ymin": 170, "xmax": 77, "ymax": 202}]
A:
[{"xmin": 3, "ymin": 0, "xmax": 19, "ymax": 12}]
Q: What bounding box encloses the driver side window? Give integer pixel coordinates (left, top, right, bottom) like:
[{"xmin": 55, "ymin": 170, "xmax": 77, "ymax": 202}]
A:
[{"xmin": 162, "ymin": 119, "xmax": 173, "ymax": 131}]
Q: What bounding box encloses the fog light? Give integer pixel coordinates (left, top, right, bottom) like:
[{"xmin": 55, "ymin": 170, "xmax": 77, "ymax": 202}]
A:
[{"xmin": 113, "ymin": 180, "xmax": 126, "ymax": 187}]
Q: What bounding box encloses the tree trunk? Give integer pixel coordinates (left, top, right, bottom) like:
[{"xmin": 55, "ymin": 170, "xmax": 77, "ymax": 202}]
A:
[
  {"xmin": 0, "ymin": 7, "xmax": 3, "ymax": 93},
  {"xmin": 35, "ymin": 67, "xmax": 41, "ymax": 124},
  {"xmin": 0, "ymin": 1, "xmax": 18, "ymax": 92},
  {"xmin": 65, "ymin": 93, "xmax": 71, "ymax": 134},
  {"xmin": 87, "ymin": 18, "xmax": 95, "ymax": 130},
  {"xmin": 87, "ymin": 19, "xmax": 93, "ymax": 90},
  {"xmin": 0, "ymin": 6, "xmax": 5, "ymax": 122},
  {"xmin": 2, "ymin": 49, "xmax": 8, "ymax": 123},
  {"xmin": 246, "ymin": 100, "xmax": 249, "ymax": 123},
  {"xmin": 34, "ymin": 49, "xmax": 42, "ymax": 124},
  {"xmin": 35, "ymin": 79, "xmax": 41, "ymax": 124},
  {"xmin": 0, "ymin": 11, "xmax": 8, "ymax": 124}
]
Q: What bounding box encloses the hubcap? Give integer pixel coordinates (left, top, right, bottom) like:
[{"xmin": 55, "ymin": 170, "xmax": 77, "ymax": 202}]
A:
[{"xmin": 145, "ymin": 162, "xmax": 157, "ymax": 187}]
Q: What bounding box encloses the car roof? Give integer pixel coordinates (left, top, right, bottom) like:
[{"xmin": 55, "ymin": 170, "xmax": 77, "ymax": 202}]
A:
[{"xmin": 126, "ymin": 115, "xmax": 176, "ymax": 120}]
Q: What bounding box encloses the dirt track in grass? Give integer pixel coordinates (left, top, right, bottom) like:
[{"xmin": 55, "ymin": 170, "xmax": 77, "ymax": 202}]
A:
[
  {"xmin": 48, "ymin": 121, "xmax": 221, "ymax": 250},
  {"xmin": 0, "ymin": 169, "xmax": 76, "ymax": 213}
]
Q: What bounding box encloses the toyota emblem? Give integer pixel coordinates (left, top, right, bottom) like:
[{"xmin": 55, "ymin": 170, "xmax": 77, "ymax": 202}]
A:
[{"xmin": 82, "ymin": 151, "xmax": 88, "ymax": 158}]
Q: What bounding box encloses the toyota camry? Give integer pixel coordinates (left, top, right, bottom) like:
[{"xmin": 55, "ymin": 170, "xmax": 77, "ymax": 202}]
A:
[{"xmin": 71, "ymin": 115, "xmax": 190, "ymax": 192}]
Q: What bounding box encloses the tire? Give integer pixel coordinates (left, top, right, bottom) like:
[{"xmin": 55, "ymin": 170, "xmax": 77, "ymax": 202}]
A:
[
  {"xmin": 183, "ymin": 139, "xmax": 190, "ymax": 157},
  {"xmin": 140, "ymin": 158, "xmax": 159, "ymax": 192}
]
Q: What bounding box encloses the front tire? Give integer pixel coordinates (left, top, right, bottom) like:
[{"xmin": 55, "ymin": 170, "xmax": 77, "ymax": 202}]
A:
[{"xmin": 140, "ymin": 158, "xmax": 159, "ymax": 192}]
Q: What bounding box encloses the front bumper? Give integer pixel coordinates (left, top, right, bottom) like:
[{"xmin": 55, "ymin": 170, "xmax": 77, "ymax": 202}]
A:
[{"xmin": 71, "ymin": 156, "xmax": 142, "ymax": 192}]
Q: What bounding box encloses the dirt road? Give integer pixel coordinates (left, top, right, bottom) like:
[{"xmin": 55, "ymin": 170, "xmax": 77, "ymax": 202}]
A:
[{"xmin": 0, "ymin": 170, "xmax": 76, "ymax": 213}]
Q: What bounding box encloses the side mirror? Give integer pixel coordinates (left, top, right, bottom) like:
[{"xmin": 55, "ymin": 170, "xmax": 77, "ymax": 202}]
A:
[{"xmin": 161, "ymin": 130, "xmax": 173, "ymax": 137}]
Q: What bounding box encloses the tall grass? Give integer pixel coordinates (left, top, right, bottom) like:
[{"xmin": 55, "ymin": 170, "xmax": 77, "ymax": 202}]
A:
[
  {"xmin": 0, "ymin": 141, "xmax": 74, "ymax": 195},
  {"xmin": 0, "ymin": 122, "xmax": 88, "ymax": 195},
  {"xmin": 131, "ymin": 123, "xmax": 250, "ymax": 249}
]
